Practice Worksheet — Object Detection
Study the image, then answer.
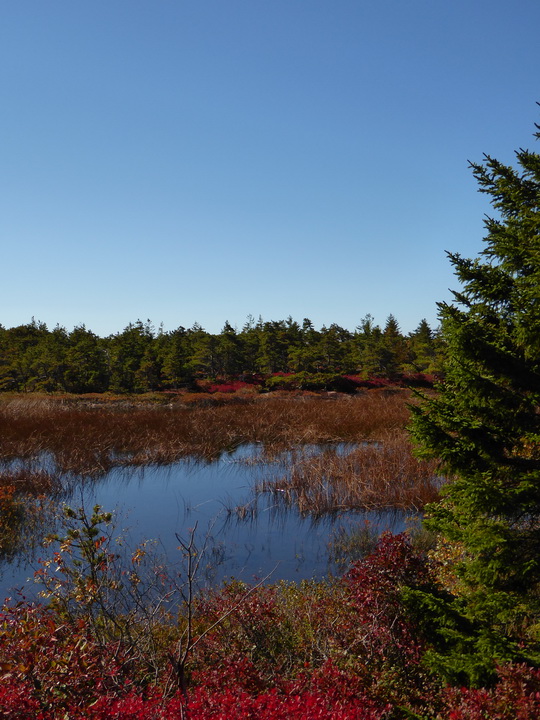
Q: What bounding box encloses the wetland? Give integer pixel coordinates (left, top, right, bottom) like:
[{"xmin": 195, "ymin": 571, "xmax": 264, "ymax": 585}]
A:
[{"xmin": 0, "ymin": 390, "xmax": 441, "ymax": 599}]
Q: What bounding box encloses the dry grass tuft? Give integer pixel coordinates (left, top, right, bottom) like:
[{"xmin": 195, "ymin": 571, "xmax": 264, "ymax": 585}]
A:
[{"xmin": 256, "ymin": 430, "xmax": 440, "ymax": 515}]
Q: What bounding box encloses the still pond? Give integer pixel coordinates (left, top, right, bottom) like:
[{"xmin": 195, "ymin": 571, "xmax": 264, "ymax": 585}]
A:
[{"xmin": 0, "ymin": 444, "xmax": 411, "ymax": 601}]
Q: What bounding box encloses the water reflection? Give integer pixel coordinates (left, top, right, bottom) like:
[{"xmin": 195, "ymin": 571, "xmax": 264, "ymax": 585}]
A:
[{"xmin": 0, "ymin": 445, "xmax": 414, "ymax": 602}]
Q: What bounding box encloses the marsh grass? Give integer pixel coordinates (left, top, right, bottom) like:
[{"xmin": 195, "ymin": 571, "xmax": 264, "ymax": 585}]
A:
[
  {"xmin": 327, "ymin": 514, "xmax": 438, "ymax": 571},
  {"xmin": 0, "ymin": 468, "xmax": 60, "ymax": 560},
  {"xmin": 327, "ymin": 519, "xmax": 382, "ymax": 568},
  {"xmin": 255, "ymin": 431, "xmax": 440, "ymax": 515},
  {"xmin": 0, "ymin": 390, "xmax": 441, "ymax": 514},
  {"xmin": 0, "ymin": 390, "xmax": 413, "ymax": 472}
]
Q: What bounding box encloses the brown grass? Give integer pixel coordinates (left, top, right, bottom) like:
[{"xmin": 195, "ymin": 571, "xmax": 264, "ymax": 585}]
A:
[
  {"xmin": 0, "ymin": 469, "xmax": 61, "ymax": 559},
  {"xmin": 256, "ymin": 430, "xmax": 440, "ymax": 515},
  {"xmin": 0, "ymin": 390, "xmax": 415, "ymax": 474},
  {"xmin": 0, "ymin": 468, "xmax": 60, "ymax": 496},
  {"xmin": 0, "ymin": 390, "xmax": 441, "ymax": 512}
]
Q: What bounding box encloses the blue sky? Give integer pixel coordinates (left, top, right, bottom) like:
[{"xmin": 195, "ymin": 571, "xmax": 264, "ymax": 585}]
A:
[{"xmin": 2, "ymin": 1, "xmax": 540, "ymax": 337}]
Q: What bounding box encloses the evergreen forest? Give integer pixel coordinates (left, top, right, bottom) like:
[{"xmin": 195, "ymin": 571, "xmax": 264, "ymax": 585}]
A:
[{"xmin": 0, "ymin": 314, "xmax": 443, "ymax": 394}]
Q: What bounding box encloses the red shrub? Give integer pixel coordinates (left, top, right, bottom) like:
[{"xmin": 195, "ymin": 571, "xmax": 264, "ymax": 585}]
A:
[
  {"xmin": 0, "ymin": 601, "xmax": 137, "ymax": 717},
  {"xmin": 342, "ymin": 532, "xmax": 429, "ymax": 667},
  {"xmin": 187, "ymin": 665, "xmax": 390, "ymax": 720},
  {"xmin": 442, "ymin": 663, "xmax": 540, "ymax": 720},
  {"xmin": 0, "ymin": 680, "xmax": 43, "ymax": 719},
  {"xmin": 206, "ymin": 381, "xmax": 253, "ymax": 394}
]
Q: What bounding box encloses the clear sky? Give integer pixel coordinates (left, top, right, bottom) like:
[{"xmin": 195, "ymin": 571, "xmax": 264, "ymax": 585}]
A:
[{"xmin": 2, "ymin": 1, "xmax": 540, "ymax": 337}]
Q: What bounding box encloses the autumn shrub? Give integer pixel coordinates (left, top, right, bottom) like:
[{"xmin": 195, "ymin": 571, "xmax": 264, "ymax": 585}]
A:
[
  {"xmin": 0, "ymin": 678, "xmax": 42, "ymax": 720},
  {"xmin": 33, "ymin": 504, "xmax": 190, "ymax": 692},
  {"xmin": 192, "ymin": 533, "xmax": 444, "ymax": 714},
  {"xmin": 0, "ymin": 671, "xmax": 392, "ymax": 720},
  {"xmin": 176, "ymin": 533, "xmax": 440, "ymax": 716},
  {"xmin": 441, "ymin": 663, "xmax": 540, "ymax": 719},
  {"xmin": 2, "ymin": 543, "xmax": 403, "ymax": 718},
  {"xmin": 7, "ymin": 523, "xmax": 540, "ymax": 718},
  {"xmin": 184, "ymin": 663, "xmax": 392, "ymax": 720},
  {"xmin": 0, "ymin": 600, "xmax": 139, "ymax": 716},
  {"xmin": 193, "ymin": 578, "xmax": 361, "ymax": 688}
]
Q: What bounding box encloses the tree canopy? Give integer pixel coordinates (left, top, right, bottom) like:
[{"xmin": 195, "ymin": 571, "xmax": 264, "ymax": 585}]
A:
[{"xmin": 0, "ymin": 314, "xmax": 443, "ymax": 393}]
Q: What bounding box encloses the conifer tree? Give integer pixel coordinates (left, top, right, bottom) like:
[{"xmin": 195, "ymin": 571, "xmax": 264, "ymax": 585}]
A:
[
  {"xmin": 409, "ymin": 114, "xmax": 540, "ymax": 684},
  {"xmin": 406, "ymin": 319, "xmax": 439, "ymax": 374}
]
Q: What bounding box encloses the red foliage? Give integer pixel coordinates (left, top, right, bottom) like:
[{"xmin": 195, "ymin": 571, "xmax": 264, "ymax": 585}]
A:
[
  {"xmin": 0, "ymin": 601, "xmax": 137, "ymax": 717},
  {"xmin": 186, "ymin": 687, "xmax": 388, "ymax": 720},
  {"xmin": 343, "ymin": 375, "xmax": 395, "ymax": 389},
  {"xmin": 343, "ymin": 532, "xmax": 429, "ymax": 668},
  {"xmin": 186, "ymin": 663, "xmax": 390, "ymax": 720},
  {"xmin": 205, "ymin": 381, "xmax": 253, "ymax": 394},
  {"xmin": 190, "ymin": 582, "xmax": 282, "ymax": 691},
  {"xmin": 75, "ymin": 690, "xmax": 181, "ymax": 720},
  {"xmin": 0, "ymin": 680, "xmax": 388, "ymax": 720},
  {"xmin": 5, "ymin": 533, "xmax": 540, "ymax": 719},
  {"xmin": 442, "ymin": 664, "xmax": 540, "ymax": 720},
  {"xmin": 197, "ymin": 375, "xmax": 263, "ymax": 394},
  {"xmin": 0, "ymin": 680, "xmax": 43, "ymax": 720},
  {"xmin": 191, "ymin": 654, "xmax": 268, "ymax": 695}
]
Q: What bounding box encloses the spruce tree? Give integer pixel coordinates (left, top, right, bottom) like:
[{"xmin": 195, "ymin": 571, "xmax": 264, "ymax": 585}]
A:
[{"xmin": 409, "ymin": 115, "xmax": 540, "ymax": 685}]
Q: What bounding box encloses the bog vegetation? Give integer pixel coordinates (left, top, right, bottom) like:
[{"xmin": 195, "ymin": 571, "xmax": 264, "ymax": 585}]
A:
[
  {"xmin": 1, "ymin": 115, "xmax": 540, "ymax": 718},
  {"xmin": 0, "ymin": 391, "xmax": 440, "ymax": 561}
]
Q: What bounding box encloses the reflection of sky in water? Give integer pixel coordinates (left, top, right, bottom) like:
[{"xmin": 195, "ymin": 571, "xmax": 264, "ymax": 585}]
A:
[{"xmin": 0, "ymin": 445, "xmax": 411, "ymax": 601}]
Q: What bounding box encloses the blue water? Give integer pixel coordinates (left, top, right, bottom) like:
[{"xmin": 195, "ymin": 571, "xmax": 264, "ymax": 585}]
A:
[{"xmin": 0, "ymin": 445, "xmax": 408, "ymax": 602}]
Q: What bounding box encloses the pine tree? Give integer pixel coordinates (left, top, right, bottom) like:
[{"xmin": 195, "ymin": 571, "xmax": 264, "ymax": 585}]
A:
[
  {"xmin": 215, "ymin": 321, "xmax": 243, "ymax": 376},
  {"xmin": 406, "ymin": 319, "xmax": 440, "ymax": 375},
  {"xmin": 409, "ymin": 115, "xmax": 540, "ymax": 685},
  {"xmin": 380, "ymin": 314, "xmax": 407, "ymax": 377}
]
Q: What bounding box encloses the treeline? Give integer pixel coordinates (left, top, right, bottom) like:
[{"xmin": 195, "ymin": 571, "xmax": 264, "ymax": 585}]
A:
[{"xmin": 0, "ymin": 314, "xmax": 444, "ymax": 394}]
